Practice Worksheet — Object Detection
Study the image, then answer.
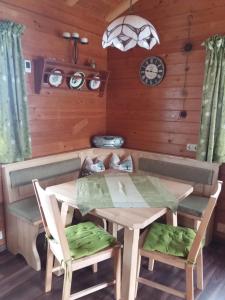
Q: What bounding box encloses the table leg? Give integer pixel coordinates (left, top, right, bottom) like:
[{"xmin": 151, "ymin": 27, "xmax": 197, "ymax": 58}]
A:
[
  {"xmin": 166, "ymin": 210, "xmax": 177, "ymax": 226},
  {"xmin": 121, "ymin": 228, "xmax": 140, "ymax": 300}
]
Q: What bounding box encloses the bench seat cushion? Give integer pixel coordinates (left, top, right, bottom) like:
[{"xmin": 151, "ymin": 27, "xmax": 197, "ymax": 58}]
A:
[
  {"xmin": 7, "ymin": 197, "xmax": 40, "ymax": 224},
  {"xmin": 178, "ymin": 195, "xmax": 209, "ymax": 217}
]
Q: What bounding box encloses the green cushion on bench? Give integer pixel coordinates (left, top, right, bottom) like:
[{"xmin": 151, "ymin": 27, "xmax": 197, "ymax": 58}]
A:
[
  {"xmin": 139, "ymin": 158, "xmax": 214, "ymax": 185},
  {"xmin": 178, "ymin": 195, "xmax": 209, "ymax": 217},
  {"xmin": 65, "ymin": 221, "xmax": 116, "ymax": 259},
  {"xmin": 10, "ymin": 158, "xmax": 81, "ymax": 187},
  {"xmin": 143, "ymin": 222, "xmax": 196, "ymax": 258},
  {"xmin": 7, "ymin": 197, "xmax": 40, "ymax": 224}
]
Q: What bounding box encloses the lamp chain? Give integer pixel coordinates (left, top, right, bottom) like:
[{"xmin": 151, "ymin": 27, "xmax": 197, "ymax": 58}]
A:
[{"xmin": 129, "ymin": 0, "xmax": 133, "ymax": 13}]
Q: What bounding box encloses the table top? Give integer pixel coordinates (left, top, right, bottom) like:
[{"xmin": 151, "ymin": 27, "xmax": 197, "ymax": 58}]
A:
[{"xmin": 46, "ymin": 176, "xmax": 193, "ymax": 229}]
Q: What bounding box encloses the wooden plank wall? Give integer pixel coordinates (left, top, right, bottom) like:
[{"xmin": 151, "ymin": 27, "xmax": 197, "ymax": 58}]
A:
[
  {"xmin": 0, "ymin": 0, "xmax": 107, "ymax": 248},
  {"xmin": 107, "ymin": 0, "xmax": 225, "ymax": 158},
  {"xmin": 0, "ymin": 0, "xmax": 107, "ymax": 157},
  {"xmin": 0, "ymin": 0, "xmax": 225, "ymax": 248},
  {"xmin": 106, "ymin": 0, "xmax": 225, "ymax": 240}
]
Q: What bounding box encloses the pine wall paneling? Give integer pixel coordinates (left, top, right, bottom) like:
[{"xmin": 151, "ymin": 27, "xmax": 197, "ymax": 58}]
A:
[
  {"xmin": 106, "ymin": 0, "xmax": 225, "ymax": 239},
  {"xmin": 0, "ymin": 0, "xmax": 107, "ymax": 248},
  {"xmin": 107, "ymin": 0, "xmax": 225, "ymax": 157},
  {"xmin": 1, "ymin": 0, "xmax": 225, "ymax": 249},
  {"xmin": 0, "ymin": 0, "xmax": 108, "ymax": 157}
]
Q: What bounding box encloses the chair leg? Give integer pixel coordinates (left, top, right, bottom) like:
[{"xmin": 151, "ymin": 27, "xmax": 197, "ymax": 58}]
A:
[
  {"xmin": 186, "ymin": 263, "xmax": 194, "ymax": 300},
  {"xmin": 196, "ymin": 248, "xmax": 203, "ymax": 290},
  {"xmin": 114, "ymin": 247, "xmax": 121, "ymax": 300},
  {"xmin": 108, "ymin": 222, "xmax": 118, "ymax": 238},
  {"xmin": 148, "ymin": 258, "xmax": 155, "ymax": 271},
  {"xmin": 135, "ymin": 254, "xmax": 141, "ymax": 298},
  {"xmin": 45, "ymin": 243, "xmax": 54, "ymax": 292},
  {"xmin": 194, "ymin": 220, "xmax": 201, "ymax": 231},
  {"xmin": 92, "ymin": 264, "xmax": 98, "ymax": 273},
  {"xmin": 62, "ymin": 262, "xmax": 72, "ymax": 300}
]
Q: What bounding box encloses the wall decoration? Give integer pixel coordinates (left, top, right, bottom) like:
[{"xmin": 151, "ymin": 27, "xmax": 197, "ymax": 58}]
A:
[
  {"xmin": 139, "ymin": 56, "xmax": 165, "ymax": 86},
  {"xmin": 62, "ymin": 31, "xmax": 88, "ymax": 64},
  {"xmin": 48, "ymin": 68, "xmax": 64, "ymax": 87},
  {"xmin": 68, "ymin": 71, "xmax": 85, "ymax": 89},
  {"xmin": 34, "ymin": 57, "xmax": 109, "ymax": 97},
  {"xmin": 87, "ymin": 75, "xmax": 101, "ymax": 90}
]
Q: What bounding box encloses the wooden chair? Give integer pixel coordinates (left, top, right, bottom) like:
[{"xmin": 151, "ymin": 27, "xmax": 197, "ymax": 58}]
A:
[
  {"xmin": 136, "ymin": 181, "xmax": 222, "ymax": 300},
  {"xmin": 32, "ymin": 179, "xmax": 121, "ymax": 300}
]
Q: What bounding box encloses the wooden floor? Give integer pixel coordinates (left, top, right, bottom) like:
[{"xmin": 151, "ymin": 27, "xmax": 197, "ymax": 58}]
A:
[{"xmin": 0, "ymin": 235, "xmax": 225, "ymax": 300}]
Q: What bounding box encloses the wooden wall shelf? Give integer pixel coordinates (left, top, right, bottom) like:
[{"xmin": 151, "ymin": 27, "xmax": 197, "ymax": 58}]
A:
[{"xmin": 33, "ymin": 57, "xmax": 109, "ymax": 97}]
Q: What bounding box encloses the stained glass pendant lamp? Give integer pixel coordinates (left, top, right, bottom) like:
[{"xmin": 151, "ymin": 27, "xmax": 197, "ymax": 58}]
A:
[{"xmin": 102, "ymin": 2, "xmax": 160, "ymax": 52}]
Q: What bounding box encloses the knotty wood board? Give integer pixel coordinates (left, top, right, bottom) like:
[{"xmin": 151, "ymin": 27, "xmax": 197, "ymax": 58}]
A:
[
  {"xmin": 106, "ymin": 0, "xmax": 225, "ymax": 158},
  {"xmin": 0, "ymin": 0, "xmax": 108, "ymax": 248}
]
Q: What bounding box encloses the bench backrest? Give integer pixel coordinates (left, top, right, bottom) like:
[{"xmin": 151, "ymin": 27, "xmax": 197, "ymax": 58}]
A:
[
  {"xmin": 2, "ymin": 151, "xmax": 82, "ymax": 204},
  {"xmin": 86, "ymin": 148, "xmax": 219, "ymax": 197},
  {"xmin": 2, "ymin": 147, "xmax": 219, "ymax": 204},
  {"xmin": 137, "ymin": 153, "xmax": 219, "ymax": 197}
]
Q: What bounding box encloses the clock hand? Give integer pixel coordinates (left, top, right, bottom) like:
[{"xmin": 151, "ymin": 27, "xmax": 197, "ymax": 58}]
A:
[{"xmin": 145, "ymin": 70, "xmax": 158, "ymax": 74}]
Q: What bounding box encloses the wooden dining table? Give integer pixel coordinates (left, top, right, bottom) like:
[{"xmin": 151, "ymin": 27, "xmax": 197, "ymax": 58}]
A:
[{"xmin": 46, "ymin": 175, "xmax": 193, "ymax": 300}]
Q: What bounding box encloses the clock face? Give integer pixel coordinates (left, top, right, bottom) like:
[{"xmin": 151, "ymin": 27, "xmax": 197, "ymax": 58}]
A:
[{"xmin": 139, "ymin": 56, "xmax": 166, "ymax": 86}]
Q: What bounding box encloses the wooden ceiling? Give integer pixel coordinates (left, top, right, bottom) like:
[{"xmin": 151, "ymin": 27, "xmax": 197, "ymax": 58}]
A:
[{"xmin": 64, "ymin": 0, "xmax": 140, "ymax": 22}]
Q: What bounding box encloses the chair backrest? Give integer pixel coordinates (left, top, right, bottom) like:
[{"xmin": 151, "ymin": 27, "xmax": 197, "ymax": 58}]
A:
[
  {"xmin": 32, "ymin": 179, "xmax": 71, "ymax": 262},
  {"xmin": 187, "ymin": 181, "xmax": 222, "ymax": 264}
]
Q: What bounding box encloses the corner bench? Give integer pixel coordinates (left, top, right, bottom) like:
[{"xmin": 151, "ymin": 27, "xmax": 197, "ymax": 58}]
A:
[
  {"xmin": 2, "ymin": 152, "xmax": 81, "ymax": 271},
  {"xmin": 2, "ymin": 147, "xmax": 220, "ymax": 271},
  {"xmin": 87, "ymin": 148, "xmax": 220, "ymax": 243},
  {"xmin": 138, "ymin": 156, "xmax": 218, "ymax": 230}
]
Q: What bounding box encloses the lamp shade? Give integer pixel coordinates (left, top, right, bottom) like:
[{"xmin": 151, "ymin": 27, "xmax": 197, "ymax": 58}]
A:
[{"xmin": 102, "ymin": 15, "xmax": 160, "ymax": 52}]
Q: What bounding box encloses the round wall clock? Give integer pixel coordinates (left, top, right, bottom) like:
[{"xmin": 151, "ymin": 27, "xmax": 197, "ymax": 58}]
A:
[{"xmin": 139, "ymin": 56, "xmax": 166, "ymax": 86}]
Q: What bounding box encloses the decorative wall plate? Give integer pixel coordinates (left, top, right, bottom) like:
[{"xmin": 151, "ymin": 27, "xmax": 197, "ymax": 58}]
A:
[
  {"xmin": 68, "ymin": 72, "xmax": 85, "ymax": 89},
  {"xmin": 88, "ymin": 75, "xmax": 101, "ymax": 90},
  {"xmin": 48, "ymin": 69, "xmax": 64, "ymax": 87}
]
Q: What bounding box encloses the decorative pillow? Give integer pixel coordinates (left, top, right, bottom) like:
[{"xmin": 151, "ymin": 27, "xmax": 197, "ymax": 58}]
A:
[
  {"xmin": 79, "ymin": 157, "xmax": 105, "ymax": 177},
  {"xmin": 109, "ymin": 153, "xmax": 133, "ymax": 172},
  {"xmin": 143, "ymin": 222, "xmax": 196, "ymax": 258}
]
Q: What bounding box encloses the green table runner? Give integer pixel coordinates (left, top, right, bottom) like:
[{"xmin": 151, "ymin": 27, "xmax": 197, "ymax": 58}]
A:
[{"xmin": 75, "ymin": 173, "xmax": 178, "ymax": 215}]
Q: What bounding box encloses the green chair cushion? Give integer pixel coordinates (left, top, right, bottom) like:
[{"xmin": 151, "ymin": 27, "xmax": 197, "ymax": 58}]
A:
[
  {"xmin": 65, "ymin": 221, "xmax": 116, "ymax": 260},
  {"xmin": 178, "ymin": 195, "xmax": 209, "ymax": 217},
  {"xmin": 7, "ymin": 197, "xmax": 40, "ymax": 224},
  {"xmin": 143, "ymin": 222, "xmax": 196, "ymax": 258}
]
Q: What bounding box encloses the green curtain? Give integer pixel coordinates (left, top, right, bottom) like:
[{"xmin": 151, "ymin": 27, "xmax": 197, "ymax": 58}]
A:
[
  {"xmin": 197, "ymin": 35, "xmax": 225, "ymax": 162},
  {"xmin": 0, "ymin": 20, "xmax": 31, "ymax": 163}
]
